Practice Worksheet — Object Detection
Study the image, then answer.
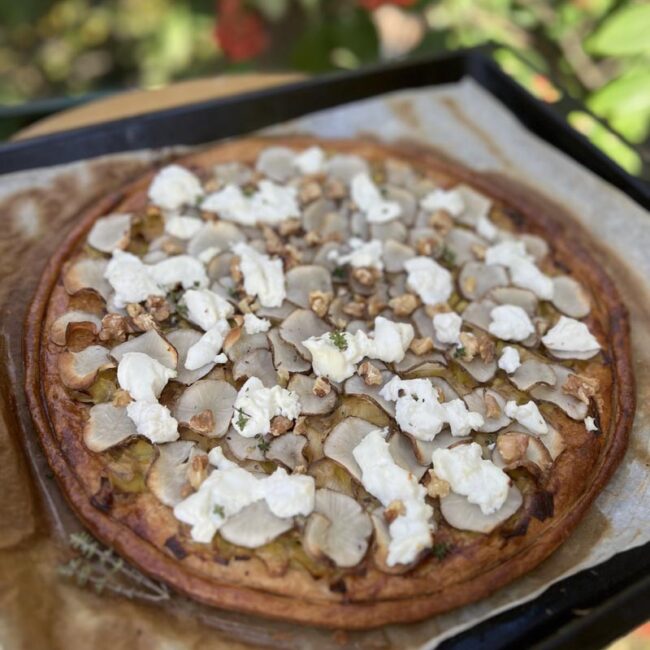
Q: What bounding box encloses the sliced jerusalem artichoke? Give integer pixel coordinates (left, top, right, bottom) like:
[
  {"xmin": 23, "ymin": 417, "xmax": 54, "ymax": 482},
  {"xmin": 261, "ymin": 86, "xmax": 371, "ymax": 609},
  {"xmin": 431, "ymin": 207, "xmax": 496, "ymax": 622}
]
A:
[
  {"xmin": 459, "ymin": 262, "xmax": 508, "ymax": 300},
  {"xmin": 267, "ymin": 433, "xmax": 307, "ymax": 470},
  {"xmin": 302, "ymin": 199, "xmax": 345, "ymax": 237},
  {"xmin": 256, "ymin": 301, "xmax": 297, "ymax": 322},
  {"xmin": 304, "ymin": 489, "xmax": 372, "ymax": 568},
  {"xmin": 279, "ymin": 309, "xmax": 329, "ymax": 360},
  {"xmin": 111, "ymin": 329, "xmax": 178, "ymax": 369},
  {"xmin": 461, "ymin": 299, "xmax": 496, "ymax": 332},
  {"xmin": 453, "ymin": 185, "xmax": 492, "ymax": 227},
  {"xmin": 173, "ymin": 379, "xmax": 237, "ymax": 437},
  {"xmin": 493, "ymin": 434, "xmax": 552, "ymax": 474},
  {"xmin": 220, "ymin": 500, "xmax": 294, "ymax": 548},
  {"xmin": 87, "ymin": 213, "xmax": 131, "ymax": 253},
  {"xmin": 540, "ymin": 425, "xmax": 566, "ymax": 460},
  {"xmin": 187, "ymin": 221, "xmax": 245, "ymax": 259},
  {"xmin": 307, "ymin": 458, "xmax": 356, "ymax": 497},
  {"xmin": 388, "ymin": 432, "xmax": 429, "ymax": 480},
  {"xmin": 394, "ymin": 351, "xmax": 446, "ymax": 374},
  {"xmin": 411, "ymin": 307, "xmax": 435, "ymax": 341},
  {"xmin": 509, "ymin": 359, "xmax": 556, "ymax": 391},
  {"xmin": 370, "ymin": 220, "xmax": 407, "ymax": 243},
  {"xmin": 384, "ymin": 185, "xmax": 417, "ymax": 224},
  {"xmin": 286, "ymin": 265, "xmax": 333, "ymax": 309},
  {"xmin": 343, "ymin": 372, "xmax": 396, "ymax": 418},
  {"xmin": 384, "ymin": 239, "xmax": 415, "ymax": 273},
  {"xmin": 267, "ymin": 328, "xmax": 310, "ymax": 373},
  {"xmin": 520, "ymin": 233, "xmax": 549, "ymax": 261},
  {"xmin": 440, "ymin": 486, "xmax": 523, "ymax": 534},
  {"xmin": 50, "ymin": 311, "xmax": 102, "ymax": 346},
  {"xmin": 225, "ymin": 429, "xmax": 267, "ymax": 461},
  {"xmin": 530, "ymin": 364, "xmax": 588, "ymax": 420},
  {"xmin": 551, "ymin": 276, "xmax": 590, "ymax": 318},
  {"xmin": 444, "ymin": 228, "xmax": 484, "ymax": 265},
  {"xmin": 167, "ymin": 329, "xmax": 215, "ymax": 385},
  {"xmin": 370, "ymin": 511, "xmax": 415, "ymax": 574},
  {"xmin": 488, "ymin": 287, "xmax": 538, "ymax": 316},
  {"xmin": 256, "ymin": 146, "xmax": 295, "ymax": 182},
  {"xmin": 429, "ymin": 377, "xmax": 460, "ymax": 402},
  {"xmin": 146, "ymin": 440, "xmax": 202, "ymax": 507},
  {"xmin": 462, "ymin": 388, "xmax": 511, "ymax": 432},
  {"xmin": 233, "ymin": 348, "xmax": 277, "ymax": 388},
  {"xmin": 223, "ymin": 328, "xmax": 269, "ymax": 363},
  {"xmin": 58, "ymin": 345, "xmax": 114, "ymax": 390},
  {"xmin": 63, "ymin": 257, "xmax": 111, "ymax": 300},
  {"xmin": 206, "ymin": 252, "xmax": 234, "ymax": 280},
  {"xmin": 83, "ymin": 402, "xmax": 137, "ymax": 452},
  {"xmin": 455, "ymin": 356, "xmax": 497, "ymax": 383},
  {"xmin": 287, "ymin": 374, "xmax": 337, "ymax": 415},
  {"xmin": 408, "ymin": 431, "xmax": 464, "ymax": 465},
  {"xmin": 323, "ymin": 417, "xmax": 378, "ymax": 481}
]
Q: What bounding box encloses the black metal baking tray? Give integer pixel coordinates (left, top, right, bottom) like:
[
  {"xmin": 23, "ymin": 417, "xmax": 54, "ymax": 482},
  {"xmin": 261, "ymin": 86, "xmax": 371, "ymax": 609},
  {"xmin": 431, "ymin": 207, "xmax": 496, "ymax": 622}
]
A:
[{"xmin": 1, "ymin": 46, "xmax": 648, "ymax": 648}]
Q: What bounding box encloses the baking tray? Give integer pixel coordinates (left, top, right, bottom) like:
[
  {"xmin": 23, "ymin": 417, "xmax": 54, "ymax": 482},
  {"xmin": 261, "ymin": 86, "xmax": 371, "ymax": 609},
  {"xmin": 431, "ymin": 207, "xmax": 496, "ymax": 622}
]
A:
[{"xmin": 1, "ymin": 46, "xmax": 649, "ymax": 649}]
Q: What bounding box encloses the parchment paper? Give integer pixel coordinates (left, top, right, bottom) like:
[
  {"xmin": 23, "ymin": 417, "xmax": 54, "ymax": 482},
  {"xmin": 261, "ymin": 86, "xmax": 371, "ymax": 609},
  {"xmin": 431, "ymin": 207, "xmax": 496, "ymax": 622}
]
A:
[{"xmin": 0, "ymin": 79, "xmax": 648, "ymax": 650}]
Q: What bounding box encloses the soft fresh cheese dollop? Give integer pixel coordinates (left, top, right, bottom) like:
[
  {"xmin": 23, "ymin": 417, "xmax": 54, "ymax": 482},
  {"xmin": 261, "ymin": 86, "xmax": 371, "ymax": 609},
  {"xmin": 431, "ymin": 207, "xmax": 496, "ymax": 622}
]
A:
[
  {"xmin": 330, "ymin": 238, "xmax": 384, "ymax": 270},
  {"xmin": 126, "ymin": 401, "xmax": 179, "ymax": 443},
  {"xmin": 201, "ymin": 180, "xmax": 299, "ymax": 226},
  {"xmin": 541, "ymin": 316, "xmax": 600, "ymax": 359},
  {"xmin": 232, "ymin": 377, "xmax": 301, "ymax": 438},
  {"xmin": 104, "ymin": 250, "xmax": 164, "ymax": 308},
  {"xmin": 243, "ymin": 312, "xmax": 271, "ymax": 334},
  {"xmin": 498, "ymin": 346, "xmax": 521, "ymax": 373},
  {"xmin": 504, "ymin": 400, "xmax": 548, "ymax": 435},
  {"xmin": 404, "ymin": 256, "xmax": 453, "ymax": 306},
  {"xmin": 432, "ymin": 443, "xmax": 510, "ymax": 515},
  {"xmin": 232, "ymin": 242, "xmax": 286, "ymax": 308},
  {"xmin": 489, "ymin": 304, "xmax": 535, "ymax": 341},
  {"xmin": 353, "ymin": 428, "xmax": 434, "ymax": 566},
  {"xmin": 185, "ymin": 320, "xmax": 230, "ymax": 370},
  {"xmin": 148, "ymin": 165, "xmax": 203, "ymax": 211},
  {"xmin": 293, "ymin": 146, "xmax": 325, "ymax": 175},
  {"xmin": 148, "ymin": 255, "xmax": 208, "ymax": 290},
  {"xmin": 351, "ymin": 173, "xmax": 401, "ymax": 223},
  {"xmin": 181, "ymin": 288, "xmax": 234, "ymax": 331},
  {"xmin": 420, "ymin": 188, "xmax": 464, "ymax": 217},
  {"xmin": 433, "ymin": 311, "xmax": 462, "ymax": 344},
  {"xmin": 117, "ymin": 351, "xmax": 176, "ymax": 402},
  {"xmin": 584, "ymin": 416, "xmax": 598, "ymax": 432}
]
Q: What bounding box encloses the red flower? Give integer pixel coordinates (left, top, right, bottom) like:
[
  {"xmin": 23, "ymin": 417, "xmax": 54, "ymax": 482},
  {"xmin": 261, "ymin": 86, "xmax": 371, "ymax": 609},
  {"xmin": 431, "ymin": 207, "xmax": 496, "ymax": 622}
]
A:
[
  {"xmin": 358, "ymin": 0, "xmax": 417, "ymax": 9},
  {"xmin": 215, "ymin": 0, "xmax": 269, "ymax": 62}
]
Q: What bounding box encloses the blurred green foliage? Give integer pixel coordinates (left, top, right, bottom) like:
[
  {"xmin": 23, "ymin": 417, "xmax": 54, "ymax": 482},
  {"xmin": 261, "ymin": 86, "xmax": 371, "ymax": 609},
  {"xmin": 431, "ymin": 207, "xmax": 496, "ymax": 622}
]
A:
[{"xmin": 0, "ymin": 0, "xmax": 648, "ymax": 176}]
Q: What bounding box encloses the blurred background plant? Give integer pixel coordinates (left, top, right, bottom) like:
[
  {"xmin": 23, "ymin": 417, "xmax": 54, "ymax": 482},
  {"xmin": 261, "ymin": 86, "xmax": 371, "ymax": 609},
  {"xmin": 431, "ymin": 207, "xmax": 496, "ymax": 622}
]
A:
[{"xmin": 0, "ymin": 0, "xmax": 648, "ymax": 177}]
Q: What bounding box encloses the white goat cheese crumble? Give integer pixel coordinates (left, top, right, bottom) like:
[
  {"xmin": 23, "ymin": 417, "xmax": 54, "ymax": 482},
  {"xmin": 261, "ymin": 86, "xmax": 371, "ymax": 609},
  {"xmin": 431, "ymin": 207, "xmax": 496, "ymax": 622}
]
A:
[
  {"xmin": 504, "ymin": 400, "xmax": 548, "ymax": 435},
  {"xmin": 232, "ymin": 242, "xmax": 286, "ymax": 308},
  {"xmin": 232, "ymin": 377, "xmax": 301, "ymax": 438},
  {"xmin": 104, "ymin": 250, "xmax": 165, "ymax": 308},
  {"xmin": 541, "ymin": 316, "xmax": 600, "ymax": 359},
  {"xmin": 432, "ymin": 443, "xmax": 510, "ymax": 515},
  {"xmin": 351, "ymin": 173, "xmax": 401, "ymax": 223},
  {"xmin": 404, "ymin": 256, "xmax": 453, "ymax": 306},
  {"xmin": 148, "ymin": 255, "xmax": 208, "ymax": 290},
  {"xmin": 185, "ymin": 320, "xmax": 230, "ymax": 370},
  {"xmin": 433, "ymin": 311, "xmax": 462, "ymax": 344},
  {"xmin": 353, "ymin": 428, "xmax": 434, "ymax": 566},
  {"xmin": 420, "ymin": 188, "xmax": 464, "ymax": 217},
  {"xmin": 329, "ymin": 238, "xmax": 384, "ymax": 270},
  {"xmin": 164, "ymin": 215, "xmax": 203, "ymax": 240},
  {"xmin": 489, "ymin": 304, "xmax": 535, "ymax": 341},
  {"xmin": 126, "ymin": 400, "xmax": 179, "ymax": 444},
  {"xmin": 201, "ymin": 180, "xmax": 299, "ymax": 226},
  {"xmin": 498, "ymin": 346, "xmax": 521, "ymax": 373},
  {"xmin": 117, "ymin": 351, "xmax": 176, "ymax": 402},
  {"xmin": 148, "ymin": 165, "xmax": 203, "ymax": 211},
  {"xmin": 293, "ymin": 146, "xmax": 325, "ymax": 175},
  {"xmin": 181, "ymin": 288, "xmax": 234, "ymax": 331},
  {"xmin": 584, "ymin": 416, "xmax": 598, "ymax": 432},
  {"xmin": 243, "ymin": 313, "xmax": 271, "ymax": 335},
  {"xmin": 476, "ymin": 214, "xmax": 498, "ymax": 241}
]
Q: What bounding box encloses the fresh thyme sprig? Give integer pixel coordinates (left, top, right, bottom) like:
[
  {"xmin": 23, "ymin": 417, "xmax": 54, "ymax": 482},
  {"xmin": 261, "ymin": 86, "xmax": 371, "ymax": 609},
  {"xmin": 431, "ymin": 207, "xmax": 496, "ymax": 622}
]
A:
[
  {"xmin": 329, "ymin": 330, "xmax": 348, "ymax": 351},
  {"xmin": 235, "ymin": 407, "xmax": 250, "ymax": 431}
]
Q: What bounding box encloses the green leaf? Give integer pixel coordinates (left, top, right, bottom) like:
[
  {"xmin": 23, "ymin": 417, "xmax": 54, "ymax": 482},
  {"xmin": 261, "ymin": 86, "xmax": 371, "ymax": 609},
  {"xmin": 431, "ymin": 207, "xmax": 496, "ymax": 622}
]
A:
[
  {"xmin": 586, "ymin": 4, "xmax": 650, "ymax": 56},
  {"xmin": 588, "ymin": 70, "xmax": 650, "ymax": 117}
]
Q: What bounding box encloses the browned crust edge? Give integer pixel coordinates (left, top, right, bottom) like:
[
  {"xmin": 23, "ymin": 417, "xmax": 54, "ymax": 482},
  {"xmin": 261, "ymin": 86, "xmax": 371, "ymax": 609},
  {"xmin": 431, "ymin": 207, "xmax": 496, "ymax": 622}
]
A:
[{"xmin": 23, "ymin": 136, "xmax": 635, "ymax": 630}]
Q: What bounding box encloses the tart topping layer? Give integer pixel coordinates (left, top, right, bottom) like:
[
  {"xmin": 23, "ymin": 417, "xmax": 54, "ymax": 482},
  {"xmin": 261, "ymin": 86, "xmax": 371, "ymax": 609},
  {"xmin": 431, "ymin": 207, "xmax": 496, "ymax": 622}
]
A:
[{"xmin": 53, "ymin": 143, "xmax": 605, "ymax": 573}]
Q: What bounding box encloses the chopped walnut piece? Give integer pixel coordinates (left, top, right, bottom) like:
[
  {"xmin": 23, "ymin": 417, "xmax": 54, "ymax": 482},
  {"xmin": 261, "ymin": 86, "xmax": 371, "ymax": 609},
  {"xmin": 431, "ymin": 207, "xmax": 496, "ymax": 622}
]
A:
[
  {"xmin": 293, "ymin": 464, "xmax": 307, "ymax": 475},
  {"xmin": 270, "ymin": 415, "xmax": 293, "ymax": 437},
  {"xmin": 99, "ymin": 313, "xmax": 129, "ymax": 344},
  {"xmin": 424, "ymin": 303, "xmax": 451, "ymax": 318},
  {"xmin": 324, "ymin": 178, "xmax": 347, "ymax": 200},
  {"xmin": 343, "ymin": 301, "xmax": 365, "ymax": 318},
  {"xmin": 462, "ymin": 275, "xmax": 477, "ymax": 296},
  {"xmin": 409, "ymin": 337, "xmax": 434, "ymax": 355},
  {"xmin": 146, "ymin": 205, "xmax": 162, "ymax": 218},
  {"xmin": 484, "ymin": 393, "xmax": 502, "ymax": 419},
  {"xmin": 562, "ymin": 373, "xmax": 599, "ymax": 404},
  {"xmin": 308, "ymin": 290, "xmax": 333, "ymax": 318},
  {"xmin": 230, "ymin": 256, "xmax": 242, "ymax": 283},
  {"xmin": 384, "ymin": 500, "xmax": 406, "ymax": 524},
  {"xmin": 293, "ymin": 416, "xmax": 308, "ymax": 436},
  {"xmin": 131, "ymin": 312, "xmax": 158, "ymax": 332},
  {"xmin": 281, "ymin": 244, "xmax": 302, "ymax": 270},
  {"xmin": 358, "ymin": 361, "xmax": 382, "ymax": 386},
  {"xmin": 278, "ymin": 218, "xmax": 302, "ymax": 237},
  {"xmin": 312, "ymin": 376, "xmax": 332, "ymax": 397},
  {"xmin": 429, "ymin": 209, "xmax": 454, "ymax": 235},
  {"xmin": 352, "ymin": 267, "xmax": 379, "ymax": 286},
  {"xmin": 426, "ymin": 470, "xmax": 450, "ymax": 498},
  {"xmin": 262, "ymin": 226, "xmax": 284, "ymax": 255},
  {"xmin": 415, "ymin": 236, "xmax": 442, "ymax": 257},
  {"xmin": 305, "ymin": 231, "xmax": 322, "ymax": 246},
  {"xmin": 497, "ymin": 432, "xmax": 529, "ymax": 464},
  {"xmin": 276, "ymin": 367, "xmax": 290, "ymax": 387},
  {"xmin": 458, "ymin": 332, "xmax": 479, "ymax": 361},
  {"xmin": 126, "ymin": 303, "xmax": 144, "ymax": 318},
  {"xmin": 476, "ymin": 331, "xmax": 496, "ymax": 363},
  {"xmin": 145, "ymin": 295, "xmax": 171, "ymax": 322},
  {"xmin": 237, "ymin": 297, "xmax": 254, "ymax": 314},
  {"xmin": 63, "ymin": 321, "xmax": 98, "ymax": 351},
  {"xmin": 388, "ymin": 293, "xmax": 419, "ymax": 316},
  {"xmin": 232, "ymin": 314, "xmax": 245, "ymax": 327},
  {"xmin": 189, "ymin": 409, "xmax": 215, "ymax": 435},
  {"xmin": 367, "ymin": 294, "xmax": 387, "ymax": 318},
  {"xmin": 187, "ymin": 454, "xmax": 209, "ymax": 490},
  {"xmin": 162, "ymin": 240, "xmax": 184, "ymax": 255},
  {"xmin": 299, "ymin": 180, "xmax": 322, "ymax": 204},
  {"xmin": 112, "ymin": 389, "xmax": 132, "ymax": 407},
  {"xmin": 472, "ymin": 244, "xmax": 486, "ymax": 260}
]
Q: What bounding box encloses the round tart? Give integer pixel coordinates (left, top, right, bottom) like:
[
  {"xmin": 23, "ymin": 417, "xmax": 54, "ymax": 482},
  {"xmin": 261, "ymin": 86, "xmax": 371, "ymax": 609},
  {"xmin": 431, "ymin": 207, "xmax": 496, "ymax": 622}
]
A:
[{"xmin": 25, "ymin": 137, "xmax": 634, "ymax": 629}]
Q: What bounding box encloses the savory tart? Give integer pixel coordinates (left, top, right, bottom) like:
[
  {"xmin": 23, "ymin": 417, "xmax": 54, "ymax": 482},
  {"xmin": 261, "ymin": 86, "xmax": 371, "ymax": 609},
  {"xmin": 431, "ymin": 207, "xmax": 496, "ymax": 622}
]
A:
[{"xmin": 25, "ymin": 137, "xmax": 634, "ymax": 629}]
